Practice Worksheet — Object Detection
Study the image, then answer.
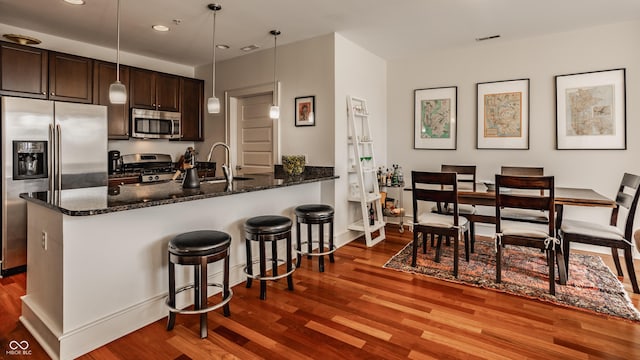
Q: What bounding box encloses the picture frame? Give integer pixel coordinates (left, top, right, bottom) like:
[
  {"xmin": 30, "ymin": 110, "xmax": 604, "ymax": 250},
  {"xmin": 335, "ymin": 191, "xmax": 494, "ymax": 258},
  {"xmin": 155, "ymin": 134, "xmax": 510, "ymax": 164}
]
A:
[
  {"xmin": 555, "ymin": 68, "xmax": 626, "ymax": 150},
  {"xmin": 476, "ymin": 78, "xmax": 529, "ymax": 149},
  {"xmin": 295, "ymin": 96, "xmax": 315, "ymax": 127},
  {"xmin": 413, "ymin": 86, "xmax": 457, "ymax": 150}
]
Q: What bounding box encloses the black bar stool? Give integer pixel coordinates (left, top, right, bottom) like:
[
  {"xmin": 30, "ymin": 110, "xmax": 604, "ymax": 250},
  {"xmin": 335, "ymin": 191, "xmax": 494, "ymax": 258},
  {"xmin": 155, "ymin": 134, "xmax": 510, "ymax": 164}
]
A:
[
  {"xmin": 244, "ymin": 215, "xmax": 294, "ymax": 300},
  {"xmin": 166, "ymin": 230, "xmax": 232, "ymax": 339},
  {"xmin": 295, "ymin": 204, "xmax": 336, "ymax": 272}
]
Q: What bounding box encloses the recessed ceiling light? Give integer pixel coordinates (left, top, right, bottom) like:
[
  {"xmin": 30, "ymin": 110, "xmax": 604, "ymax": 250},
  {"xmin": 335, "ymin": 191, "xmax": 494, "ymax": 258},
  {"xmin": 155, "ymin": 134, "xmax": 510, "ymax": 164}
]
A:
[
  {"xmin": 216, "ymin": 44, "xmax": 230, "ymax": 49},
  {"xmin": 152, "ymin": 25, "xmax": 170, "ymax": 32},
  {"xmin": 63, "ymin": 0, "xmax": 85, "ymax": 5},
  {"xmin": 3, "ymin": 33, "xmax": 41, "ymax": 45},
  {"xmin": 240, "ymin": 44, "xmax": 260, "ymax": 52},
  {"xmin": 475, "ymin": 34, "xmax": 501, "ymax": 42}
]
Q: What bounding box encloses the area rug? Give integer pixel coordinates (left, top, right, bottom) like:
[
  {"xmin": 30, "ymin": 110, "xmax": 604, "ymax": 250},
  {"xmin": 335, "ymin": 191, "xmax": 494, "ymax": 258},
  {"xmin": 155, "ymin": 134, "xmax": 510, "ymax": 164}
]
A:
[{"xmin": 383, "ymin": 239, "xmax": 640, "ymax": 322}]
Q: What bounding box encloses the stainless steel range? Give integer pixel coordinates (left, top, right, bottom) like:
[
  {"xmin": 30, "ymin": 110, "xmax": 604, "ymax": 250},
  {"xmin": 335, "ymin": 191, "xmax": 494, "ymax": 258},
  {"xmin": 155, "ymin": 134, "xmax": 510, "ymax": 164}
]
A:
[{"xmin": 120, "ymin": 153, "xmax": 175, "ymax": 183}]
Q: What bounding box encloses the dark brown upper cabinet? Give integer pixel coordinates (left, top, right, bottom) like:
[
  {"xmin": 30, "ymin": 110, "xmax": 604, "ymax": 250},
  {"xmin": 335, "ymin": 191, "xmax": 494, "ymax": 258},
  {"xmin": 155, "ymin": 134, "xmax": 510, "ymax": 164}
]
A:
[
  {"xmin": 93, "ymin": 60, "xmax": 130, "ymax": 139},
  {"xmin": 48, "ymin": 52, "xmax": 93, "ymax": 103},
  {"xmin": 0, "ymin": 42, "xmax": 48, "ymax": 99},
  {"xmin": 179, "ymin": 77, "xmax": 204, "ymax": 141},
  {"xmin": 130, "ymin": 68, "xmax": 180, "ymax": 112}
]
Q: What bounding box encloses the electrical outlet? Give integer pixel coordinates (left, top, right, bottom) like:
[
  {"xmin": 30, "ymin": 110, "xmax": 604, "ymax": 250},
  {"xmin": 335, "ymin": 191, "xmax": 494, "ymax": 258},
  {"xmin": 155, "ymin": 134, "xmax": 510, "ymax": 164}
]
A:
[{"xmin": 41, "ymin": 231, "xmax": 47, "ymax": 250}]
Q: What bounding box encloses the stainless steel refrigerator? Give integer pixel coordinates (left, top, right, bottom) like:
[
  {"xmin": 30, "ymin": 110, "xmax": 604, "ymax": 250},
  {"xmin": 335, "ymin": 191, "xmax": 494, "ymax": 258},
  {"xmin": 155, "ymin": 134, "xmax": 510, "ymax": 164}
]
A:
[{"xmin": 1, "ymin": 96, "xmax": 107, "ymax": 276}]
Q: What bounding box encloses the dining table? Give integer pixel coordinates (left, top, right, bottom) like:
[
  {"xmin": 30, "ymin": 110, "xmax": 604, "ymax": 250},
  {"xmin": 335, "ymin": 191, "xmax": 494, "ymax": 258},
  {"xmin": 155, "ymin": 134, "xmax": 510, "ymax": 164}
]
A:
[
  {"xmin": 404, "ymin": 183, "xmax": 617, "ymax": 278},
  {"xmin": 456, "ymin": 184, "xmax": 617, "ymax": 275}
]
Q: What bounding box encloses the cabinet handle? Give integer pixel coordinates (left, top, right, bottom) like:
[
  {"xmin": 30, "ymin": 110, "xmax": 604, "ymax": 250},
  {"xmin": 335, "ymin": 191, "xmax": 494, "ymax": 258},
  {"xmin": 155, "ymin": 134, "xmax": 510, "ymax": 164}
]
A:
[
  {"xmin": 42, "ymin": 91, "xmax": 46, "ymax": 95},
  {"xmin": 50, "ymin": 92, "xmax": 55, "ymax": 96}
]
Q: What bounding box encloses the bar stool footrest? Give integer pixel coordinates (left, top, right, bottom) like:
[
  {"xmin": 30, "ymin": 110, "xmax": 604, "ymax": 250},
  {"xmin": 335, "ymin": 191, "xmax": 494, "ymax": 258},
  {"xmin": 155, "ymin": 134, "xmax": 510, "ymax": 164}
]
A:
[
  {"xmin": 166, "ymin": 283, "xmax": 233, "ymax": 315},
  {"xmin": 296, "ymin": 241, "xmax": 337, "ymax": 256},
  {"xmin": 243, "ymin": 258, "xmax": 296, "ymax": 281}
]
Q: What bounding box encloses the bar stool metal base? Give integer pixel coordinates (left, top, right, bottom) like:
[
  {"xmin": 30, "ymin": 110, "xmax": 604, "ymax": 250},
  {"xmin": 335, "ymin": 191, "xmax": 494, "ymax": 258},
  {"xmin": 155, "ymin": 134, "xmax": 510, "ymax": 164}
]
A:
[
  {"xmin": 166, "ymin": 283, "xmax": 233, "ymax": 315},
  {"xmin": 243, "ymin": 258, "xmax": 296, "ymax": 282},
  {"xmin": 295, "ymin": 241, "xmax": 337, "ymax": 257}
]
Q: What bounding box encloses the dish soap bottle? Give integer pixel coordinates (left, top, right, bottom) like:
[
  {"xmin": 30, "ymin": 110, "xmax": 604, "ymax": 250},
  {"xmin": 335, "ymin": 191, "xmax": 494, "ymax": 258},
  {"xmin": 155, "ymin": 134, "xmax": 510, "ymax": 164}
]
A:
[{"xmin": 369, "ymin": 203, "xmax": 375, "ymax": 225}]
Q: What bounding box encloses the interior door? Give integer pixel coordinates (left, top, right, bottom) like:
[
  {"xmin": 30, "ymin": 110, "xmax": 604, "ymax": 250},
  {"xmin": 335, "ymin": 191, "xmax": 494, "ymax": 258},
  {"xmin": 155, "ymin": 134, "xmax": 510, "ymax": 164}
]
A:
[{"xmin": 236, "ymin": 94, "xmax": 274, "ymax": 174}]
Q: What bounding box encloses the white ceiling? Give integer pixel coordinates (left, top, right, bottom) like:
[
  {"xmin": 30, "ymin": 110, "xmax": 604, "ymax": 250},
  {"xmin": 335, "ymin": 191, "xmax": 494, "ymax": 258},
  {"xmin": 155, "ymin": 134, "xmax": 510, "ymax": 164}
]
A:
[{"xmin": 1, "ymin": 0, "xmax": 639, "ymax": 67}]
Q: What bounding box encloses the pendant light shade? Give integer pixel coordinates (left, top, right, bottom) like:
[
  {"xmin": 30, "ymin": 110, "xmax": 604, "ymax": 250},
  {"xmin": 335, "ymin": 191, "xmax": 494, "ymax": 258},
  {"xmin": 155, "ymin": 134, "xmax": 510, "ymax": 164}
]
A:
[
  {"xmin": 208, "ymin": 97, "xmax": 221, "ymax": 113},
  {"xmin": 269, "ymin": 30, "xmax": 280, "ymax": 119},
  {"xmin": 207, "ymin": 4, "xmax": 221, "ymax": 114},
  {"xmin": 109, "ymin": 81, "xmax": 127, "ymax": 103},
  {"xmin": 269, "ymin": 105, "xmax": 279, "ymax": 119},
  {"xmin": 109, "ymin": 0, "xmax": 126, "ymax": 104}
]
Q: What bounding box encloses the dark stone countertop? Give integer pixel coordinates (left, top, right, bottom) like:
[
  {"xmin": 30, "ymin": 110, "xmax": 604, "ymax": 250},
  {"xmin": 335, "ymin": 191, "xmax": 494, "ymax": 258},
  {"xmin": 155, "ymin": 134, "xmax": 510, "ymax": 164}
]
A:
[{"xmin": 20, "ymin": 166, "xmax": 337, "ymax": 216}]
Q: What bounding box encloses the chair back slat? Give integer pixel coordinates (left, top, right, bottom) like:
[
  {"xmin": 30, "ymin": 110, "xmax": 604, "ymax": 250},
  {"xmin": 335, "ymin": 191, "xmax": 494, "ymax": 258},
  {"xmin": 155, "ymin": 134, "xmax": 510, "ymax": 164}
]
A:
[
  {"xmin": 413, "ymin": 188, "xmax": 457, "ymax": 203},
  {"xmin": 495, "ymin": 175, "xmax": 555, "ymax": 235},
  {"xmin": 442, "ymin": 165, "xmax": 476, "ymax": 191},
  {"xmin": 616, "ymin": 192, "xmax": 634, "ymax": 209},
  {"xmin": 501, "ymin": 166, "xmax": 544, "ymax": 176},
  {"xmin": 499, "ymin": 194, "xmax": 550, "ymax": 211},
  {"xmin": 621, "ymin": 172, "xmax": 640, "ymax": 189}
]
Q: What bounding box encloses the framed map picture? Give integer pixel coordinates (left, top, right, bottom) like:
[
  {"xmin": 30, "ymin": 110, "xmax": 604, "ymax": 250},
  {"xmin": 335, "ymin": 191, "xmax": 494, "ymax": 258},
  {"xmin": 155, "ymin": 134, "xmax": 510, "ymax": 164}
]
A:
[
  {"xmin": 477, "ymin": 78, "xmax": 529, "ymax": 149},
  {"xmin": 414, "ymin": 86, "xmax": 457, "ymax": 150},
  {"xmin": 555, "ymin": 68, "xmax": 626, "ymax": 150}
]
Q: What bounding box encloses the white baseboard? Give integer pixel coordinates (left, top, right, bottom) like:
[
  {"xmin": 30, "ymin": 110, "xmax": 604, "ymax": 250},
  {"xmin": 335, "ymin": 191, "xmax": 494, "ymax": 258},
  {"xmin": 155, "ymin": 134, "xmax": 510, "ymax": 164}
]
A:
[{"xmin": 20, "ymin": 263, "xmax": 249, "ymax": 360}]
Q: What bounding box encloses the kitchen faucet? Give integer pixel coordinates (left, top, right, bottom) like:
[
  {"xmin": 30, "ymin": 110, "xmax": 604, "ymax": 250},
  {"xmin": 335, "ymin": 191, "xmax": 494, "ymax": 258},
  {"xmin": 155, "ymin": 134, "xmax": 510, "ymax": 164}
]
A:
[{"xmin": 206, "ymin": 142, "xmax": 233, "ymax": 184}]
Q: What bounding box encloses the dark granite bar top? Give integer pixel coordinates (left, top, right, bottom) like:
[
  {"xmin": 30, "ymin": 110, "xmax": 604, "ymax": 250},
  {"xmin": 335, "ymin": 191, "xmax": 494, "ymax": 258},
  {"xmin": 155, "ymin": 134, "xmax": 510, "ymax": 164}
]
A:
[{"xmin": 20, "ymin": 166, "xmax": 337, "ymax": 216}]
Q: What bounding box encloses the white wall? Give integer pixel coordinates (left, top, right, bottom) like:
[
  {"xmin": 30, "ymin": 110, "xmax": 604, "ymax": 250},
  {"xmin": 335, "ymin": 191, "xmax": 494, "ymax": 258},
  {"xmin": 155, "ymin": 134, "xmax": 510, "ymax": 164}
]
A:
[
  {"xmin": 387, "ymin": 21, "xmax": 640, "ymax": 254},
  {"xmin": 195, "ymin": 33, "xmax": 336, "ymax": 167},
  {"xmin": 334, "ymin": 33, "xmax": 387, "ymax": 243},
  {"xmin": 198, "ymin": 32, "xmax": 387, "ymax": 245}
]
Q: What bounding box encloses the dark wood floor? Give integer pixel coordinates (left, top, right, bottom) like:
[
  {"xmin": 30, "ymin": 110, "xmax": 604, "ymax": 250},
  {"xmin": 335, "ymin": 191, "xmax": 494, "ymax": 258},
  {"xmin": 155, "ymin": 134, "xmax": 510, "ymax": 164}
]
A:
[{"xmin": 1, "ymin": 225, "xmax": 639, "ymax": 359}]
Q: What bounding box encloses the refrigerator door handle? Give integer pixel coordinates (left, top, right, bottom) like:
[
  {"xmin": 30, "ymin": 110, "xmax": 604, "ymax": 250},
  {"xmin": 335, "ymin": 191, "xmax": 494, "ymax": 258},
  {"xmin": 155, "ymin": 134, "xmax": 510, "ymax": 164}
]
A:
[
  {"xmin": 48, "ymin": 124, "xmax": 55, "ymax": 192},
  {"xmin": 56, "ymin": 124, "xmax": 62, "ymax": 192}
]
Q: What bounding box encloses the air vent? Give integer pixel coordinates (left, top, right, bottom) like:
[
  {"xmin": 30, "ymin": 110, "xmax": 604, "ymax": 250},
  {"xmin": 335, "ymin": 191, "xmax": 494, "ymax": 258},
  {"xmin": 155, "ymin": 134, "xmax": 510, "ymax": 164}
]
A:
[{"xmin": 475, "ymin": 34, "xmax": 501, "ymax": 42}]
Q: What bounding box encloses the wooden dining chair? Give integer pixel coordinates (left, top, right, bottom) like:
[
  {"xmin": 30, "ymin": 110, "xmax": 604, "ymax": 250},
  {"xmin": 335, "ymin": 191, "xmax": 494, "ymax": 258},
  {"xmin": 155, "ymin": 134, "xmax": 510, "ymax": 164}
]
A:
[
  {"xmin": 559, "ymin": 173, "xmax": 640, "ymax": 294},
  {"xmin": 411, "ymin": 171, "xmax": 471, "ymax": 278},
  {"xmin": 435, "ymin": 165, "xmax": 480, "ymax": 251},
  {"xmin": 495, "ymin": 175, "xmax": 567, "ymax": 295},
  {"xmin": 499, "ymin": 166, "xmax": 549, "ymax": 224}
]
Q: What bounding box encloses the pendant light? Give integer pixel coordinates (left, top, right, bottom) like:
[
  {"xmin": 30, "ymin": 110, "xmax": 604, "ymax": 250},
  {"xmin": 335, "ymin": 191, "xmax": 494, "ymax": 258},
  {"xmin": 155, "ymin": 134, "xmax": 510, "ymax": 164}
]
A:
[
  {"xmin": 269, "ymin": 30, "xmax": 281, "ymax": 119},
  {"xmin": 109, "ymin": 0, "xmax": 127, "ymax": 104},
  {"xmin": 207, "ymin": 4, "xmax": 222, "ymax": 113}
]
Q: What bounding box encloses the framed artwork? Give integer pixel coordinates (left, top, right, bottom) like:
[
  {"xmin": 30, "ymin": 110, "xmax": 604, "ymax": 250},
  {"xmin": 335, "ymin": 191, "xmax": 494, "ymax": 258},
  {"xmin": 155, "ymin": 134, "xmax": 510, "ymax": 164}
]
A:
[
  {"xmin": 477, "ymin": 78, "xmax": 529, "ymax": 149},
  {"xmin": 295, "ymin": 96, "xmax": 315, "ymax": 127},
  {"xmin": 555, "ymin": 68, "xmax": 626, "ymax": 150},
  {"xmin": 413, "ymin": 86, "xmax": 457, "ymax": 150}
]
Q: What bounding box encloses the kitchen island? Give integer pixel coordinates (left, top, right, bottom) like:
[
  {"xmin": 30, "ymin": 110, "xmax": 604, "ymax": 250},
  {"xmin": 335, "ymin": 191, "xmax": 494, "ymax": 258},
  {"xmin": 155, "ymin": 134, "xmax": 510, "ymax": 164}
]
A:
[{"xmin": 19, "ymin": 168, "xmax": 336, "ymax": 360}]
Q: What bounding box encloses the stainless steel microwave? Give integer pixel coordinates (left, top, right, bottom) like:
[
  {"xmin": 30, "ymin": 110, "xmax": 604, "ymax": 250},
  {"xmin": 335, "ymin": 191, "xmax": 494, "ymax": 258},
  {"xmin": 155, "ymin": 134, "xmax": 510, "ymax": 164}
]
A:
[{"xmin": 131, "ymin": 108, "xmax": 181, "ymax": 139}]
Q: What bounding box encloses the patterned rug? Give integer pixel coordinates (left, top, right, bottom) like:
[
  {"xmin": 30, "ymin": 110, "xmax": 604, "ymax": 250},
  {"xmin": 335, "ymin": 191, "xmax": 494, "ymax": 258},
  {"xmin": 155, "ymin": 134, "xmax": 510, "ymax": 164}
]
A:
[{"xmin": 383, "ymin": 239, "xmax": 640, "ymax": 322}]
